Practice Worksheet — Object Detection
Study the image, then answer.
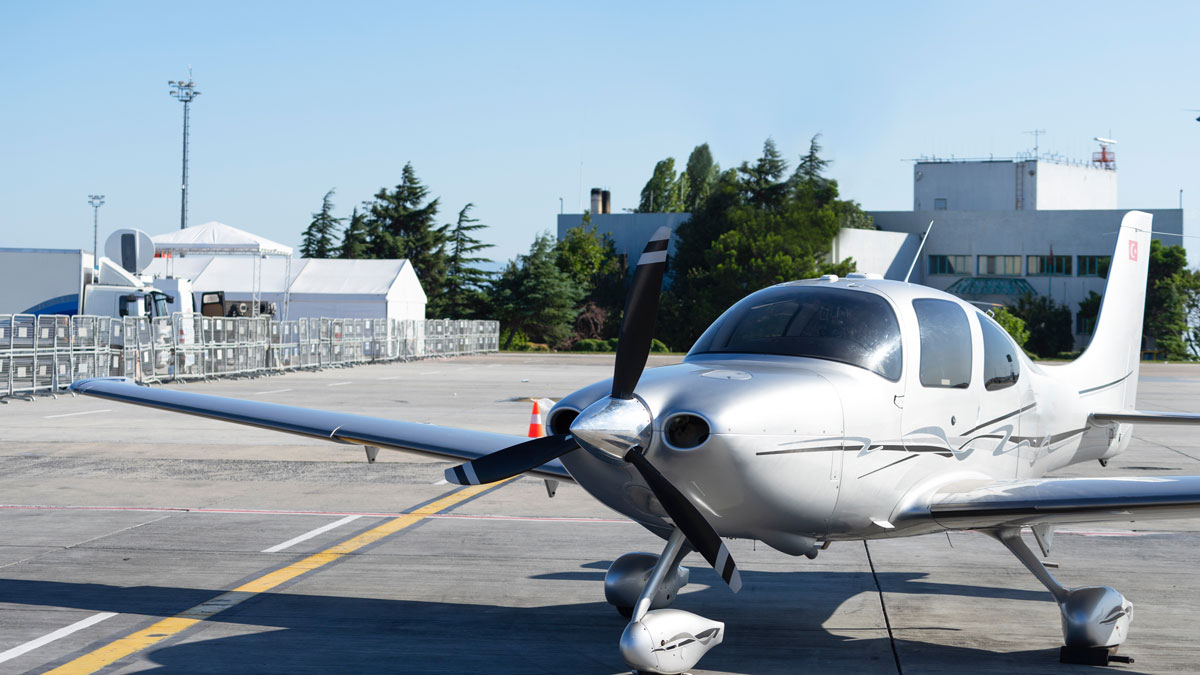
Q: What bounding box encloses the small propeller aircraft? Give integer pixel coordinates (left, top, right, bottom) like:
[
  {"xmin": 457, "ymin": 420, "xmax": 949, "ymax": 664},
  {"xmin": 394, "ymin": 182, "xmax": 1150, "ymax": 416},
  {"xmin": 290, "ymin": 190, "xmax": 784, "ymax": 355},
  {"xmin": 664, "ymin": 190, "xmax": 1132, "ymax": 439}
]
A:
[{"xmin": 73, "ymin": 211, "xmax": 1200, "ymax": 673}]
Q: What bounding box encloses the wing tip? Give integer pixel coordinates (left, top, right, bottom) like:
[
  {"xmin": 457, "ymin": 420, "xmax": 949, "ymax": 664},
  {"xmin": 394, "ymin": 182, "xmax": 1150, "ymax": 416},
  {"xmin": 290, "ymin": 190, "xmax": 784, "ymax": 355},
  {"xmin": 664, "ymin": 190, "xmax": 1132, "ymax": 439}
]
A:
[{"xmin": 69, "ymin": 376, "xmax": 136, "ymax": 393}]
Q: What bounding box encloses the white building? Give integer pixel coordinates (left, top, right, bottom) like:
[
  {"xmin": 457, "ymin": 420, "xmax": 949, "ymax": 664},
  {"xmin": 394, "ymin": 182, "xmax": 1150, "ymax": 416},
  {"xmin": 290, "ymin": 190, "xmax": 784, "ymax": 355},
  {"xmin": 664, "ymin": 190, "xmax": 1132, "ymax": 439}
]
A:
[{"xmin": 913, "ymin": 155, "xmax": 1117, "ymax": 211}]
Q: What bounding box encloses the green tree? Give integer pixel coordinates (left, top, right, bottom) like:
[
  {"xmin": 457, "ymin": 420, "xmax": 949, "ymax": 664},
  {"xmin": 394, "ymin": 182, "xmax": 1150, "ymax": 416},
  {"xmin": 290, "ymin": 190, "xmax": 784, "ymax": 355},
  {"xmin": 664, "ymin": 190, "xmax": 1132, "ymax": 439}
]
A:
[
  {"xmin": 682, "ymin": 143, "xmax": 719, "ymax": 212},
  {"xmin": 363, "ymin": 163, "xmax": 449, "ymax": 311},
  {"xmin": 1076, "ymin": 291, "xmax": 1102, "ymax": 338},
  {"xmin": 1144, "ymin": 239, "xmax": 1191, "ymax": 360},
  {"xmin": 793, "ymin": 134, "xmax": 831, "ymax": 185},
  {"xmin": 300, "ymin": 189, "xmax": 343, "ymax": 258},
  {"xmin": 663, "ymin": 138, "xmax": 855, "ymax": 348},
  {"xmin": 492, "ymin": 233, "xmax": 584, "ymax": 349},
  {"xmin": 1011, "ymin": 295, "xmax": 1073, "ymax": 358},
  {"xmin": 555, "ymin": 211, "xmax": 626, "ymax": 340},
  {"xmin": 338, "ymin": 207, "xmax": 370, "ymax": 259},
  {"xmin": 991, "ymin": 306, "xmax": 1030, "ymax": 347},
  {"xmin": 441, "ymin": 203, "xmax": 494, "ymax": 319},
  {"xmin": 638, "ymin": 158, "xmax": 686, "ymax": 212}
]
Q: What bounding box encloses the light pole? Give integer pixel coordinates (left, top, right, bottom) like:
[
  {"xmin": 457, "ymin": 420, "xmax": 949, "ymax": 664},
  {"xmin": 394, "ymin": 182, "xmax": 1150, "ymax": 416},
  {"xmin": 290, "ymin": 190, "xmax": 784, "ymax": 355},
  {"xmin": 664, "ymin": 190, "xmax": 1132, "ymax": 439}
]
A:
[
  {"xmin": 88, "ymin": 194, "xmax": 105, "ymax": 273},
  {"xmin": 168, "ymin": 73, "xmax": 200, "ymax": 230}
]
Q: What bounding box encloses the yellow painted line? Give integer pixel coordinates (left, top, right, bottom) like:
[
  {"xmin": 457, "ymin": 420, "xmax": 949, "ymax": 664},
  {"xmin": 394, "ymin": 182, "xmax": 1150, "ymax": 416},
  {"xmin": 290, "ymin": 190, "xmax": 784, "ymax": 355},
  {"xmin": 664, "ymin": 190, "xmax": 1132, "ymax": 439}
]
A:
[{"xmin": 43, "ymin": 479, "xmax": 512, "ymax": 675}]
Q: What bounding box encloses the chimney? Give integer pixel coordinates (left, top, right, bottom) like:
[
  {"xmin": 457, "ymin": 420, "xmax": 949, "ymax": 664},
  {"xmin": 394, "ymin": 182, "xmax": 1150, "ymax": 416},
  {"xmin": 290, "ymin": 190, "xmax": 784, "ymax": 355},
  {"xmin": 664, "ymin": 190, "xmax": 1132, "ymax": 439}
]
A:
[
  {"xmin": 601, "ymin": 190, "xmax": 611, "ymax": 214},
  {"xmin": 590, "ymin": 188, "xmax": 602, "ymax": 214}
]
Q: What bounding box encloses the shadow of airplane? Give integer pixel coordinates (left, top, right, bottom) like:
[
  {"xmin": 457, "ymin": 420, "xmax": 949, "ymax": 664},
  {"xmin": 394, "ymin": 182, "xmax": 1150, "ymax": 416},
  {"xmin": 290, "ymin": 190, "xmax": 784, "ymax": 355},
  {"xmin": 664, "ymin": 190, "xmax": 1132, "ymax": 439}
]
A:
[{"xmin": 0, "ymin": 564, "xmax": 1148, "ymax": 674}]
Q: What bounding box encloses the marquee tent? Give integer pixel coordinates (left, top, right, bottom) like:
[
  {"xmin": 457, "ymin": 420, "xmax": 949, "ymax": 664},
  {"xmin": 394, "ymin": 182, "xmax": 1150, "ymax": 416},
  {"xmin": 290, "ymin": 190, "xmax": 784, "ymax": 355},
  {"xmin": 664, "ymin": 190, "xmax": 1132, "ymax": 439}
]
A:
[{"xmin": 146, "ymin": 256, "xmax": 426, "ymax": 321}]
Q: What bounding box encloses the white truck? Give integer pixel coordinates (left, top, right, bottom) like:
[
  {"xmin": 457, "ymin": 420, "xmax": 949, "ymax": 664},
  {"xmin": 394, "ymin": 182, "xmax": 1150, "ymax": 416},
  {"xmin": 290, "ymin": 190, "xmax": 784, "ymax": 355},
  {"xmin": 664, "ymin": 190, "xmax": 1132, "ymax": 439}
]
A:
[{"xmin": 0, "ymin": 248, "xmax": 191, "ymax": 318}]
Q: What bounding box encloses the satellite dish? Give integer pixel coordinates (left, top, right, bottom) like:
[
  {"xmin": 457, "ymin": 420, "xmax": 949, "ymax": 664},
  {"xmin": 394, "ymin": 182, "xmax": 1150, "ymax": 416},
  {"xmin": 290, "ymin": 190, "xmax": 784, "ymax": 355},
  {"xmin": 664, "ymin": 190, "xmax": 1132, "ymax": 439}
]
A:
[{"xmin": 104, "ymin": 228, "xmax": 155, "ymax": 274}]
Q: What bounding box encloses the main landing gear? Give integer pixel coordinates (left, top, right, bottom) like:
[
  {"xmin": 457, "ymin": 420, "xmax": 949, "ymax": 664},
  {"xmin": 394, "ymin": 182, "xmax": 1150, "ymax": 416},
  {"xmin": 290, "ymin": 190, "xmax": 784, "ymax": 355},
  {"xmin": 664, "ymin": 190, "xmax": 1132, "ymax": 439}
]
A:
[
  {"xmin": 606, "ymin": 529, "xmax": 724, "ymax": 674},
  {"xmin": 989, "ymin": 527, "xmax": 1135, "ymax": 667}
]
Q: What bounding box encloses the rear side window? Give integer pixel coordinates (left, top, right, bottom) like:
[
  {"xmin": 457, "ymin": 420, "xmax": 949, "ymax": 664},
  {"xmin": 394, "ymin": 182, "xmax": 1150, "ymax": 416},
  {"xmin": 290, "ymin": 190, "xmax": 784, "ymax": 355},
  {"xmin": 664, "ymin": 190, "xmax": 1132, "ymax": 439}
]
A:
[
  {"xmin": 978, "ymin": 312, "xmax": 1020, "ymax": 391},
  {"xmin": 913, "ymin": 299, "xmax": 971, "ymax": 389}
]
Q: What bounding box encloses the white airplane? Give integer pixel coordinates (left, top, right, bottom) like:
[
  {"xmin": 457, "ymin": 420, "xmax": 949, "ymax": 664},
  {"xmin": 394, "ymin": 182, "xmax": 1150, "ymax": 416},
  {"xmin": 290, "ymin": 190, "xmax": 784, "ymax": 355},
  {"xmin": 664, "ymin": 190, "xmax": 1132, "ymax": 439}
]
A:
[{"xmin": 73, "ymin": 211, "xmax": 1200, "ymax": 674}]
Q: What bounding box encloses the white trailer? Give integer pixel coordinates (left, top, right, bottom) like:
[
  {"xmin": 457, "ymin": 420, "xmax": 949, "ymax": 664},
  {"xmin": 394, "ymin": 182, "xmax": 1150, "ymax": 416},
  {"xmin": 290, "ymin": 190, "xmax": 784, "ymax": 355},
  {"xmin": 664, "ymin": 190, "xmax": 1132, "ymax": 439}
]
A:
[{"xmin": 0, "ymin": 248, "xmax": 186, "ymax": 318}]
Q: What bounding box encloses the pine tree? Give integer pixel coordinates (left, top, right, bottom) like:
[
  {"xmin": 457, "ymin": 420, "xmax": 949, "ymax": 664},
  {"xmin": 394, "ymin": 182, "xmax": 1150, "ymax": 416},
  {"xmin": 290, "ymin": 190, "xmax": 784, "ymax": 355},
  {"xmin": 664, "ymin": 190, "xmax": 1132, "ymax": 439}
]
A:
[
  {"xmin": 441, "ymin": 203, "xmax": 494, "ymax": 318},
  {"xmin": 338, "ymin": 207, "xmax": 370, "ymax": 259},
  {"xmin": 492, "ymin": 233, "xmax": 584, "ymax": 349},
  {"xmin": 362, "ymin": 162, "xmax": 450, "ymax": 310},
  {"xmin": 300, "ymin": 189, "xmax": 343, "ymax": 258}
]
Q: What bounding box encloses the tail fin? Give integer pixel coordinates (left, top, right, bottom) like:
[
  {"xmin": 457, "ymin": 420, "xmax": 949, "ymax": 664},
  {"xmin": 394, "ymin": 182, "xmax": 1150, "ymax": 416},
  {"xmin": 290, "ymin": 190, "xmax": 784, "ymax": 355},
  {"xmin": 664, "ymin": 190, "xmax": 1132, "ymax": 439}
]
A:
[{"xmin": 1058, "ymin": 211, "xmax": 1152, "ymax": 410}]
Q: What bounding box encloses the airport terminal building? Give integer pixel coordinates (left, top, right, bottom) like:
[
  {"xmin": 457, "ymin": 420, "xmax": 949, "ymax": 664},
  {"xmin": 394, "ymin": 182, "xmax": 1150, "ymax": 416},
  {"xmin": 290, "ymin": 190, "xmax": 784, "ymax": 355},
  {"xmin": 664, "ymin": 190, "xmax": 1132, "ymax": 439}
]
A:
[{"xmin": 557, "ymin": 146, "xmax": 1184, "ymax": 349}]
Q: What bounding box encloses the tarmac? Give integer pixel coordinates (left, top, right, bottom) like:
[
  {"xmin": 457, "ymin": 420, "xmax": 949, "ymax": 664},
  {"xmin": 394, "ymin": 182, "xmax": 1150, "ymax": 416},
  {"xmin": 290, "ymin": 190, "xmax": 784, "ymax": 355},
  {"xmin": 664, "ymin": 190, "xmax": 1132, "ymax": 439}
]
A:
[{"xmin": 0, "ymin": 353, "xmax": 1199, "ymax": 674}]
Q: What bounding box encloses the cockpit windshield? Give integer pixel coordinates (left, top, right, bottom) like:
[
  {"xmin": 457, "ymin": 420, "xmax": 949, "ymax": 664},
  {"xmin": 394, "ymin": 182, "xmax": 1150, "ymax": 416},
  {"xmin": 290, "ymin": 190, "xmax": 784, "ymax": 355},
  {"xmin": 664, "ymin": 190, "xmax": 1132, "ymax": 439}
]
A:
[{"xmin": 687, "ymin": 285, "xmax": 903, "ymax": 381}]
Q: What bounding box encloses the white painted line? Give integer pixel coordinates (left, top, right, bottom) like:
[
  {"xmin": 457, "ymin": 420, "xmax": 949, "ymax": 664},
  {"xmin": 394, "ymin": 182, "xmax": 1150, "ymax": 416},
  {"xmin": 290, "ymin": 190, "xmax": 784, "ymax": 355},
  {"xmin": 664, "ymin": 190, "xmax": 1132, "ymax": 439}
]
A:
[
  {"xmin": 253, "ymin": 388, "xmax": 293, "ymax": 395},
  {"xmin": 377, "ymin": 376, "xmax": 404, "ymax": 380},
  {"xmin": 0, "ymin": 612, "xmax": 118, "ymax": 664},
  {"xmin": 262, "ymin": 515, "xmax": 363, "ymax": 553},
  {"xmin": 418, "ymin": 371, "xmax": 442, "ymax": 375},
  {"xmin": 432, "ymin": 478, "xmax": 448, "ymax": 485},
  {"xmin": 43, "ymin": 409, "xmax": 111, "ymax": 419},
  {"xmin": 326, "ymin": 381, "xmax": 352, "ymax": 387}
]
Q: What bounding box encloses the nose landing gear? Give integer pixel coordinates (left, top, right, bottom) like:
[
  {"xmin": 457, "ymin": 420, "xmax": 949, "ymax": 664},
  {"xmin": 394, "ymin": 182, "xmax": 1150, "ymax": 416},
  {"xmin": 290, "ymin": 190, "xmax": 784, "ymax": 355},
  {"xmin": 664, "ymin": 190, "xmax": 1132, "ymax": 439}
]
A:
[{"xmin": 615, "ymin": 529, "xmax": 726, "ymax": 674}]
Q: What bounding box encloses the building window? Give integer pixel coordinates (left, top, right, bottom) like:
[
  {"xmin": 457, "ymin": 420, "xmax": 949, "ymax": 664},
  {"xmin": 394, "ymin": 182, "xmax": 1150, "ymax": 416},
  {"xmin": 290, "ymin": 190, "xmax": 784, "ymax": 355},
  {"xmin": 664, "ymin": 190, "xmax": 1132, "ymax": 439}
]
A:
[
  {"xmin": 928, "ymin": 254, "xmax": 971, "ymax": 275},
  {"xmin": 1077, "ymin": 255, "xmax": 1110, "ymax": 278},
  {"xmin": 1027, "ymin": 255, "xmax": 1073, "ymax": 276},
  {"xmin": 934, "ymin": 198, "xmax": 948, "ymax": 210},
  {"xmin": 977, "ymin": 255, "xmax": 1022, "ymax": 276}
]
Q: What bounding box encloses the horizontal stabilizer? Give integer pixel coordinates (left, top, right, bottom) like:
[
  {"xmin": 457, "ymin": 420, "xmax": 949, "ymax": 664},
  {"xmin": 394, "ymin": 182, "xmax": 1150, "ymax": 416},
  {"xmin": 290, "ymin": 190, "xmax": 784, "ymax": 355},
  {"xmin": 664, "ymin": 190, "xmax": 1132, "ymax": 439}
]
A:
[
  {"xmin": 70, "ymin": 377, "xmax": 573, "ymax": 482},
  {"xmin": 1091, "ymin": 410, "xmax": 1200, "ymax": 426}
]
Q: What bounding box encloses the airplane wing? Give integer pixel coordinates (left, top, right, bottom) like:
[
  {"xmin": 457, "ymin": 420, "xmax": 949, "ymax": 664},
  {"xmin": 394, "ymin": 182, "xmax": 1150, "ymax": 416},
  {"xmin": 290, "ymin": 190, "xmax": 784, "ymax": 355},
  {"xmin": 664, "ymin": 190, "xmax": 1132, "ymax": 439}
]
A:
[
  {"xmin": 1091, "ymin": 410, "xmax": 1200, "ymax": 425},
  {"xmin": 906, "ymin": 476, "xmax": 1200, "ymax": 530},
  {"xmin": 70, "ymin": 377, "xmax": 573, "ymax": 482}
]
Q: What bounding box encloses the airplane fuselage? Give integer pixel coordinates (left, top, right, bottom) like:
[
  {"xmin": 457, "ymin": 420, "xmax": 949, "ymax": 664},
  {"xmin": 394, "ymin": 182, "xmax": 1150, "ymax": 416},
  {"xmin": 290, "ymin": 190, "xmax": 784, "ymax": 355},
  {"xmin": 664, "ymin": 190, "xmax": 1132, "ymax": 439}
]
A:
[{"xmin": 552, "ymin": 277, "xmax": 1133, "ymax": 555}]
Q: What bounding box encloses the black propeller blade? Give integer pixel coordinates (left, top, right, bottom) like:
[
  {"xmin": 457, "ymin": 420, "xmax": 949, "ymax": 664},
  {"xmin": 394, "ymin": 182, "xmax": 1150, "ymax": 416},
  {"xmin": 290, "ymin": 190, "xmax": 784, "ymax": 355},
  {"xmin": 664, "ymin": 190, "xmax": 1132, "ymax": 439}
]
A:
[
  {"xmin": 445, "ymin": 433, "xmax": 579, "ymax": 485},
  {"xmin": 611, "ymin": 226, "xmax": 671, "ymax": 400},
  {"xmin": 624, "ymin": 446, "xmax": 743, "ymax": 593}
]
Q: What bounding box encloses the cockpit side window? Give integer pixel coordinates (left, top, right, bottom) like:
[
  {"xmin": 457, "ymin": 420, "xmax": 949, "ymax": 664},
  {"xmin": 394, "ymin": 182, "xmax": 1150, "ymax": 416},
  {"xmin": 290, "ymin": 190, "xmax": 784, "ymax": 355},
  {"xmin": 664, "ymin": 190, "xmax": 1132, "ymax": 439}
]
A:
[
  {"xmin": 978, "ymin": 311, "xmax": 1020, "ymax": 391},
  {"xmin": 913, "ymin": 298, "xmax": 971, "ymax": 389},
  {"xmin": 687, "ymin": 285, "xmax": 902, "ymax": 381}
]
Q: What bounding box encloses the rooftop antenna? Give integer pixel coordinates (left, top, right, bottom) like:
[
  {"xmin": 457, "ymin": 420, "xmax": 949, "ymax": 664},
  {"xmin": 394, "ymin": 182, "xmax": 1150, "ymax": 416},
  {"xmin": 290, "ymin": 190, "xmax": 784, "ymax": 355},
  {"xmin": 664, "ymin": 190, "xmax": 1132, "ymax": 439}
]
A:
[
  {"xmin": 1024, "ymin": 129, "xmax": 1046, "ymax": 159},
  {"xmin": 169, "ymin": 67, "xmax": 200, "ymax": 230},
  {"xmin": 1092, "ymin": 136, "xmax": 1117, "ymax": 171}
]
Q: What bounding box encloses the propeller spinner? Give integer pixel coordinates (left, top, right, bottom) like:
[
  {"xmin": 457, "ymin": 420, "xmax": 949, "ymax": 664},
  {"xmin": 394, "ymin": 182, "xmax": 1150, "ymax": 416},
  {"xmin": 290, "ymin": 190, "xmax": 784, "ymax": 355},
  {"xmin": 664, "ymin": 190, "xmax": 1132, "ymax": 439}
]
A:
[{"xmin": 444, "ymin": 227, "xmax": 742, "ymax": 592}]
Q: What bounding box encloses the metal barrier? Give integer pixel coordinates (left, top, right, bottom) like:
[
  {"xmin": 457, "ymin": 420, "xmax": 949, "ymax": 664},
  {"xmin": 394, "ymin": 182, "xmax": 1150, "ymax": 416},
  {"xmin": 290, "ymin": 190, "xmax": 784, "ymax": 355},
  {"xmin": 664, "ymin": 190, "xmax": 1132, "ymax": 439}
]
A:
[{"xmin": 0, "ymin": 314, "xmax": 500, "ymax": 398}]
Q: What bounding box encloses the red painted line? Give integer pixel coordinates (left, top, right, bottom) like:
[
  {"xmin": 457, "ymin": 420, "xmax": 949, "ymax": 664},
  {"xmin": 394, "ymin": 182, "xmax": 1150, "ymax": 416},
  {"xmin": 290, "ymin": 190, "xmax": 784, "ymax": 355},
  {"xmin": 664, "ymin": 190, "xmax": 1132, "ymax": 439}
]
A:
[{"xmin": 0, "ymin": 503, "xmax": 632, "ymax": 523}]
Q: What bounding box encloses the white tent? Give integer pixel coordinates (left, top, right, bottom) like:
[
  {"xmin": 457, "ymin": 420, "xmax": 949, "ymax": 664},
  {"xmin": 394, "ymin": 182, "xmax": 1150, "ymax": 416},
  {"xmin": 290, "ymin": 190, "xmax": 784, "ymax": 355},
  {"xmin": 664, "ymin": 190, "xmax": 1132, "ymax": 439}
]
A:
[
  {"xmin": 152, "ymin": 222, "xmax": 293, "ymax": 316},
  {"xmin": 151, "ymin": 221, "xmax": 292, "ymax": 256},
  {"xmin": 146, "ymin": 256, "xmax": 426, "ymax": 321}
]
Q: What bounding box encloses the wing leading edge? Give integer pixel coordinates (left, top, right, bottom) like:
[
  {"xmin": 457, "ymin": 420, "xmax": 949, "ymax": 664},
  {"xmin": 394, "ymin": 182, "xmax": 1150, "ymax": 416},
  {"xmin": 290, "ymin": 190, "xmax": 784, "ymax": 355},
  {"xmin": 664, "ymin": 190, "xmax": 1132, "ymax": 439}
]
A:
[
  {"xmin": 70, "ymin": 377, "xmax": 573, "ymax": 482},
  {"xmin": 901, "ymin": 476, "xmax": 1200, "ymax": 530}
]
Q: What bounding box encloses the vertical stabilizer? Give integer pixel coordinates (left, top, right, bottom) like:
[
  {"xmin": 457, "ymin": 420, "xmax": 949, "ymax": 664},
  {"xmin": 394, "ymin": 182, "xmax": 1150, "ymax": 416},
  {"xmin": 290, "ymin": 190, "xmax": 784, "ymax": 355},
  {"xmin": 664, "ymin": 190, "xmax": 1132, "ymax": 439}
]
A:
[{"xmin": 1060, "ymin": 211, "xmax": 1152, "ymax": 410}]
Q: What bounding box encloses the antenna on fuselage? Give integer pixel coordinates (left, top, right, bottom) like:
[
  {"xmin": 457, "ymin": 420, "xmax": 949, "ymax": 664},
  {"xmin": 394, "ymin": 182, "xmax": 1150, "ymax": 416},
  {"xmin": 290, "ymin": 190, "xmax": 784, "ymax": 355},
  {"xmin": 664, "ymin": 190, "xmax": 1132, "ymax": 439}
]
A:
[{"xmin": 903, "ymin": 220, "xmax": 935, "ymax": 283}]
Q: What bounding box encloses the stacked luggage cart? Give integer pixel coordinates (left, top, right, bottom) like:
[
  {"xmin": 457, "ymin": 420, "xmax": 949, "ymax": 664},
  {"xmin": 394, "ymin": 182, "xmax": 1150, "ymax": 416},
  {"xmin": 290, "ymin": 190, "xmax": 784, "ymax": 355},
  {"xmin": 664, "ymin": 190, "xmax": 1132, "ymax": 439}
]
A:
[{"xmin": 0, "ymin": 314, "xmax": 500, "ymax": 399}]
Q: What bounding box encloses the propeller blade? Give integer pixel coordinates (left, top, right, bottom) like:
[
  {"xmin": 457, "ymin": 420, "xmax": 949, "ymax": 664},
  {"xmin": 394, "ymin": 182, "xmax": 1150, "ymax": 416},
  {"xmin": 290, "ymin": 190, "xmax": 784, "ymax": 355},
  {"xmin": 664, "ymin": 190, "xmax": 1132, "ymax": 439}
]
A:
[
  {"xmin": 624, "ymin": 447, "xmax": 742, "ymax": 593},
  {"xmin": 611, "ymin": 226, "xmax": 671, "ymax": 400},
  {"xmin": 445, "ymin": 434, "xmax": 579, "ymax": 485}
]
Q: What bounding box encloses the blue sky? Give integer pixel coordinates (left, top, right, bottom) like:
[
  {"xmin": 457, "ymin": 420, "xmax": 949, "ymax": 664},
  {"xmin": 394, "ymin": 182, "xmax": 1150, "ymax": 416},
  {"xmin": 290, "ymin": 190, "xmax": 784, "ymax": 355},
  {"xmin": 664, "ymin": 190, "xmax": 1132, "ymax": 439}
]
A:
[{"xmin": 2, "ymin": 2, "xmax": 1197, "ymax": 266}]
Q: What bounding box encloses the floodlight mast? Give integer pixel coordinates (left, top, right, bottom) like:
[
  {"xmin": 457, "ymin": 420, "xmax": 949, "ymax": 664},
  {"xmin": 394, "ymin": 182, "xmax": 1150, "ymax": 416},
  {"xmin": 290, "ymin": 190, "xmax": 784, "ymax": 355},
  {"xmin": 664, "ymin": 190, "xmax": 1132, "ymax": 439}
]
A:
[
  {"xmin": 87, "ymin": 194, "xmax": 105, "ymax": 273},
  {"xmin": 168, "ymin": 72, "xmax": 200, "ymax": 230}
]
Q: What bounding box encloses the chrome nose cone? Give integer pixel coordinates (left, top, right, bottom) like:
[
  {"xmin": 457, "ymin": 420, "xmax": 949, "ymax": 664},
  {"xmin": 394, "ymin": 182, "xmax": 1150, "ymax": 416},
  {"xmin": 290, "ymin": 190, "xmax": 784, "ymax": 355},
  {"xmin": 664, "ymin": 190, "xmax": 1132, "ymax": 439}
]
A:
[{"xmin": 569, "ymin": 396, "xmax": 653, "ymax": 460}]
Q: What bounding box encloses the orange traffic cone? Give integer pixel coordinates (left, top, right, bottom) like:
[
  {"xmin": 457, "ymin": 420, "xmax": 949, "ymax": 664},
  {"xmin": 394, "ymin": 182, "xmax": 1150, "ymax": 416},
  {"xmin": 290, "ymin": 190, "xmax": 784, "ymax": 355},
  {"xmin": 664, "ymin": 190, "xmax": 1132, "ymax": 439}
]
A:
[{"xmin": 528, "ymin": 400, "xmax": 545, "ymax": 438}]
